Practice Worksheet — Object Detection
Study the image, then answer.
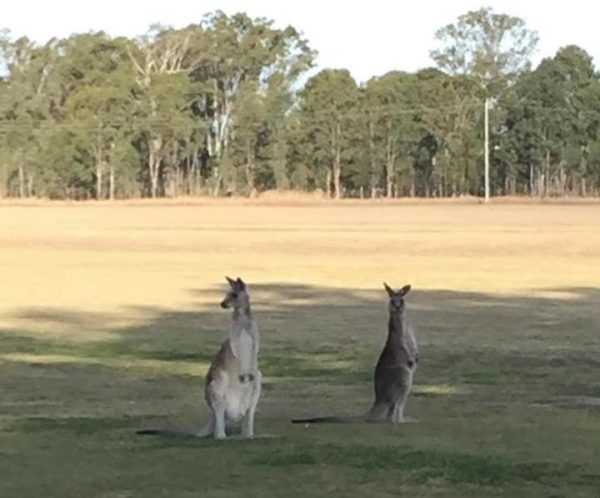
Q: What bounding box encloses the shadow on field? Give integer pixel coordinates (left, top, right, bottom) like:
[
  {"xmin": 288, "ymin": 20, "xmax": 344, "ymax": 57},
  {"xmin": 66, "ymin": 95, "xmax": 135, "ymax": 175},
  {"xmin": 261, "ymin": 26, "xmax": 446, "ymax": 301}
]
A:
[
  {"xmin": 1, "ymin": 284, "xmax": 599, "ymax": 418},
  {"xmin": 1, "ymin": 285, "xmax": 600, "ymax": 496}
]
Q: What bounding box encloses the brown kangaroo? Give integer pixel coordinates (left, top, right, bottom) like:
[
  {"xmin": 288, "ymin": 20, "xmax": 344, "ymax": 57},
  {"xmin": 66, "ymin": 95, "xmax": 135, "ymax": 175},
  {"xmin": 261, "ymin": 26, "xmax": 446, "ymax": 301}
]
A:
[{"xmin": 292, "ymin": 283, "xmax": 418, "ymax": 424}]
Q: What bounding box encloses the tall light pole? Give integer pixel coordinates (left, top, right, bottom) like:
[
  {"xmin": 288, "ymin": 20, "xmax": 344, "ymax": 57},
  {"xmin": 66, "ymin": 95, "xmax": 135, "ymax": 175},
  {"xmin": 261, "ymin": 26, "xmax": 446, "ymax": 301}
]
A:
[{"xmin": 484, "ymin": 97, "xmax": 490, "ymax": 202}]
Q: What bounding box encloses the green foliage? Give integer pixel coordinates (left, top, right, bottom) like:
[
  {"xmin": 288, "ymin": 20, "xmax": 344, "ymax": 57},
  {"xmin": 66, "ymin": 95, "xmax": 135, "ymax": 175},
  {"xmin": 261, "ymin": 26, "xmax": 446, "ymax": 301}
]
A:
[
  {"xmin": 500, "ymin": 46, "xmax": 600, "ymax": 195},
  {"xmin": 297, "ymin": 69, "xmax": 359, "ymax": 198},
  {"xmin": 0, "ymin": 9, "xmax": 599, "ymax": 198},
  {"xmin": 430, "ymin": 7, "xmax": 539, "ymax": 97},
  {"xmin": 357, "ymin": 71, "xmax": 420, "ymax": 197}
]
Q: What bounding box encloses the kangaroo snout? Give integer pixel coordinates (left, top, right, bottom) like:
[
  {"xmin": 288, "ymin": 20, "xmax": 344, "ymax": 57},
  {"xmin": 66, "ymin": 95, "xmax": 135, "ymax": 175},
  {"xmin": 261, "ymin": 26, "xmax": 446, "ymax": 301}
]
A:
[{"xmin": 220, "ymin": 300, "xmax": 229, "ymax": 309}]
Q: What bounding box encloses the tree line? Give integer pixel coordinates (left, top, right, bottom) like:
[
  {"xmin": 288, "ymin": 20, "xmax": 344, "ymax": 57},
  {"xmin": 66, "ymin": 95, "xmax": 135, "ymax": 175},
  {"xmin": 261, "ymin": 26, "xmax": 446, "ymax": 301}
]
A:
[{"xmin": 1, "ymin": 8, "xmax": 599, "ymax": 199}]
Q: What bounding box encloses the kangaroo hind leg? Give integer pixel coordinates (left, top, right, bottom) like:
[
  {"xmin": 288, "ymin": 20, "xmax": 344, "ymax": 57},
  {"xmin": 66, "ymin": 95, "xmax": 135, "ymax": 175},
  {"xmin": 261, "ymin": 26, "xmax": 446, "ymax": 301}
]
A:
[
  {"xmin": 207, "ymin": 380, "xmax": 228, "ymax": 440},
  {"xmin": 242, "ymin": 371, "xmax": 262, "ymax": 438},
  {"xmin": 391, "ymin": 372, "xmax": 414, "ymax": 425}
]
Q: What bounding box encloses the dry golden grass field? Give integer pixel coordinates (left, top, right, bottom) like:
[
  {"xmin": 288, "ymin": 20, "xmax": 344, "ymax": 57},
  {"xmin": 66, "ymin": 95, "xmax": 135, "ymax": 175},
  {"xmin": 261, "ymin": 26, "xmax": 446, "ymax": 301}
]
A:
[{"xmin": 1, "ymin": 199, "xmax": 599, "ymax": 497}]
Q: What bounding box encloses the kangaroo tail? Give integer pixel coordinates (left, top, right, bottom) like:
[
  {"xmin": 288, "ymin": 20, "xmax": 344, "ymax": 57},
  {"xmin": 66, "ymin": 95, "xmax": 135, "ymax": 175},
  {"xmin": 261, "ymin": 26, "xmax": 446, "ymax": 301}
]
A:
[
  {"xmin": 291, "ymin": 415, "xmax": 365, "ymax": 424},
  {"xmin": 137, "ymin": 418, "xmax": 214, "ymax": 438},
  {"xmin": 292, "ymin": 404, "xmax": 391, "ymax": 425}
]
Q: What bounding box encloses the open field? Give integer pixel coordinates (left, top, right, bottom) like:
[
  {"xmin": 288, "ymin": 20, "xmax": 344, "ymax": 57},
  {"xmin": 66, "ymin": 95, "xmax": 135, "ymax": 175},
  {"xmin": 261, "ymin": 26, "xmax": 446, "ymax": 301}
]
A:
[{"xmin": 1, "ymin": 201, "xmax": 599, "ymax": 497}]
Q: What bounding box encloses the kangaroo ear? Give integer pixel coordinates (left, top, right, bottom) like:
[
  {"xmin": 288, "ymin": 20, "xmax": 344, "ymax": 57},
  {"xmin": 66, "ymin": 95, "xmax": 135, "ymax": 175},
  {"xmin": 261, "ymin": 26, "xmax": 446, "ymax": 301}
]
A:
[
  {"xmin": 383, "ymin": 282, "xmax": 395, "ymax": 297},
  {"xmin": 226, "ymin": 276, "xmax": 237, "ymax": 288},
  {"xmin": 399, "ymin": 284, "xmax": 411, "ymax": 297},
  {"xmin": 236, "ymin": 277, "xmax": 246, "ymax": 290}
]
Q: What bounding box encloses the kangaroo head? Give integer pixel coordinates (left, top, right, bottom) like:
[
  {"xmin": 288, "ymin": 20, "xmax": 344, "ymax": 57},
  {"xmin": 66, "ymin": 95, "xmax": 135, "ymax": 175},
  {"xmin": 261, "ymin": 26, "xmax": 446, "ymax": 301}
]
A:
[
  {"xmin": 383, "ymin": 283, "xmax": 411, "ymax": 312},
  {"xmin": 221, "ymin": 277, "xmax": 249, "ymax": 310}
]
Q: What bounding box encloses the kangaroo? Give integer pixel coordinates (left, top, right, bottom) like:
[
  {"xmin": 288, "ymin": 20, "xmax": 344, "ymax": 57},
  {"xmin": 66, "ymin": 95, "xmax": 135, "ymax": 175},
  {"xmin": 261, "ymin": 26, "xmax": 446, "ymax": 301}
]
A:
[
  {"xmin": 292, "ymin": 283, "xmax": 418, "ymax": 425},
  {"xmin": 138, "ymin": 277, "xmax": 262, "ymax": 439}
]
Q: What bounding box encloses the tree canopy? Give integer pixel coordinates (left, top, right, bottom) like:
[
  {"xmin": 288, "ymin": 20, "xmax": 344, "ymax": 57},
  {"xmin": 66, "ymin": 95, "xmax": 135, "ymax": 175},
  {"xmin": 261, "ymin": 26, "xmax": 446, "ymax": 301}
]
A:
[{"xmin": 1, "ymin": 8, "xmax": 599, "ymax": 199}]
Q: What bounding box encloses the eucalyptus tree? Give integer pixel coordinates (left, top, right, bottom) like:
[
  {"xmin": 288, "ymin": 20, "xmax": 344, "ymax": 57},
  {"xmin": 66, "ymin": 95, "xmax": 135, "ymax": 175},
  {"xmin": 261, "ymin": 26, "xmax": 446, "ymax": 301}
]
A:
[
  {"xmin": 501, "ymin": 46, "xmax": 600, "ymax": 195},
  {"xmin": 190, "ymin": 11, "xmax": 314, "ymax": 194},
  {"xmin": 58, "ymin": 33, "xmax": 137, "ymax": 199},
  {"xmin": 430, "ymin": 7, "xmax": 538, "ymax": 98},
  {"xmin": 298, "ymin": 69, "xmax": 359, "ymax": 199},
  {"xmin": 127, "ymin": 25, "xmax": 200, "ymax": 197},
  {"xmin": 412, "ymin": 68, "xmax": 482, "ymax": 196},
  {"xmin": 0, "ymin": 33, "xmax": 59, "ymax": 197},
  {"xmin": 360, "ymin": 71, "xmax": 421, "ymax": 197}
]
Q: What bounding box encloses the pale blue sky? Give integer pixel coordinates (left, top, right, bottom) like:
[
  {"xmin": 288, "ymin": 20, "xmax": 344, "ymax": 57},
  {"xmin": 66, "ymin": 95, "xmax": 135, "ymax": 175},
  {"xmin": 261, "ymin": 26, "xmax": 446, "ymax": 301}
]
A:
[{"xmin": 4, "ymin": 0, "xmax": 599, "ymax": 83}]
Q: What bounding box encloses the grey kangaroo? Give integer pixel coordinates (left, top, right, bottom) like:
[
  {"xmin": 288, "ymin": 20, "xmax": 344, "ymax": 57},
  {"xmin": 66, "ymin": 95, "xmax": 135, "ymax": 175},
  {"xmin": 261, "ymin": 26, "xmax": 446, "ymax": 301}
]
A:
[
  {"xmin": 138, "ymin": 277, "xmax": 262, "ymax": 439},
  {"xmin": 292, "ymin": 283, "xmax": 418, "ymax": 425}
]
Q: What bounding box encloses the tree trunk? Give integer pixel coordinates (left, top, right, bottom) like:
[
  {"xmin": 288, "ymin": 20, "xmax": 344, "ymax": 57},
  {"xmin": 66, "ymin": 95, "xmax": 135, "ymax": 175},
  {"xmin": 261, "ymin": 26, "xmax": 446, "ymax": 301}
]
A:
[
  {"xmin": 18, "ymin": 162, "xmax": 25, "ymax": 198},
  {"xmin": 386, "ymin": 135, "xmax": 394, "ymax": 199},
  {"xmin": 529, "ymin": 163, "xmax": 534, "ymax": 196},
  {"xmin": 273, "ymin": 135, "xmax": 289, "ymax": 191},
  {"xmin": 108, "ymin": 142, "xmax": 115, "ymax": 201},
  {"xmin": 166, "ymin": 143, "xmax": 179, "ymax": 198},
  {"xmin": 333, "ymin": 123, "xmax": 342, "ymax": 200},
  {"xmin": 1, "ymin": 163, "xmax": 7, "ymax": 198},
  {"xmin": 212, "ymin": 93, "xmax": 232, "ymax": 195},
  {"xmin": 94, "ymin": 132, "xmax": 104, "ymax": 200},
  {"xmin": 505, "ymin": 175, "xmax": 515, "ymax": 196},
  {"xmin": 543, "ymin": 149, "xmax": 550, "ymax": 198},
  {"xmin": 245, "ymin": 139, "xmax": 254, "ymax": 193},
  {"xmin": 191, "ymin": 153, "xmax": 201, "ymax": 195},
  {"xmin": 206, "ymin": 128, "xmax": 213, "ymax": 157},
  {"xmin": 148, "ymin": 136, "xmax": 162, "ymax": 198},
  {"xmin": 580, "ymin": 145, "xmax": 588, "ymax": 196},
  {"xmin": 184, "ymin": 155, "xmax": 192, "ymax": 195},
  {"xmin": 109, "ymin": 165, "xmax": 115, "ymax": 201},
  {"xmin": 325, "ymin": 168, "xmax": 332, "ymax": 198},
  {"xmin": 27, "ymin": 172, "xmax": 34, "ymax": 197},
  {"xmin": 369, "ymin": 119, "xmax": 376, "ymax": 199},
  {"xmin": 96, "ymin": 161, "xmax": 103, "ymax": 200},
  {"xmin": 212, "ymin": 170, "xmax": 221, "ymax": 197},
  {"xmin": 333, "ymin": 150, "xmax": 341, "ymax": 200}
]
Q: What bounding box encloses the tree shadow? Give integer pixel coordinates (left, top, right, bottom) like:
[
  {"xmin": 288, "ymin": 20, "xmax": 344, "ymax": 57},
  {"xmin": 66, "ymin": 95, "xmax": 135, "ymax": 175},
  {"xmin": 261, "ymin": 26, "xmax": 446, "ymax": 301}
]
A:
[
  {"xmin": 0, "ymin": 284, "xmax": 599, "ymax": 423},
  {"xmin": 1, "ymin": 284, "xmax": 600, "ymax": 497}
]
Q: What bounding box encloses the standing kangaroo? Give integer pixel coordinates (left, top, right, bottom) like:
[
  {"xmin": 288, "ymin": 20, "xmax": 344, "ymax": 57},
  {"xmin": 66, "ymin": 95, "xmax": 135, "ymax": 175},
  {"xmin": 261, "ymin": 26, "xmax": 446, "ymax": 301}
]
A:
[
  {"xmin": 292, "ymin": 283, "xmax": 418, "ymax": 425},
  {"xmin": 138, "ymin": 277, "xmax": 262, "ymax": 439}
]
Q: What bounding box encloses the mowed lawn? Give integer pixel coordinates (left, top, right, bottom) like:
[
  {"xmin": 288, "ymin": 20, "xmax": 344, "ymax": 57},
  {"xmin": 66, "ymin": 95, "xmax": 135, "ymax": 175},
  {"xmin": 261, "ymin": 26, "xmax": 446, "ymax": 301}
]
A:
[{"xmin": 1, "ymin": 200, "xmax": 599, "ymax": 498}]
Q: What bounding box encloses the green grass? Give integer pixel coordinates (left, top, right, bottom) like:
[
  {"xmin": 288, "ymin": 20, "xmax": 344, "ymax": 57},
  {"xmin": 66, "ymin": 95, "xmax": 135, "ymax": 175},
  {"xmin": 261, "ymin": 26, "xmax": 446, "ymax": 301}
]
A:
[
  {"xmin": 1, "ymin": 285, "xmax": 600, "ymax": 497},
  {"xmin": 1, "ymin": 203, "xmax": 600, "ymax": 498}
]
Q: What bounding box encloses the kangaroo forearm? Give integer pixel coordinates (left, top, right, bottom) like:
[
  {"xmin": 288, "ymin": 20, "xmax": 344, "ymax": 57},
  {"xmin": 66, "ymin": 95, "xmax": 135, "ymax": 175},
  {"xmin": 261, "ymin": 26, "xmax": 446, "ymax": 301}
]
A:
[
  {"xmin": 400, "ymin": 341, "xmax": 419, "ymax": 365},
  {"xmin": 247, "ymin": 327, "xmax": 260, "ymax": 372}
]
